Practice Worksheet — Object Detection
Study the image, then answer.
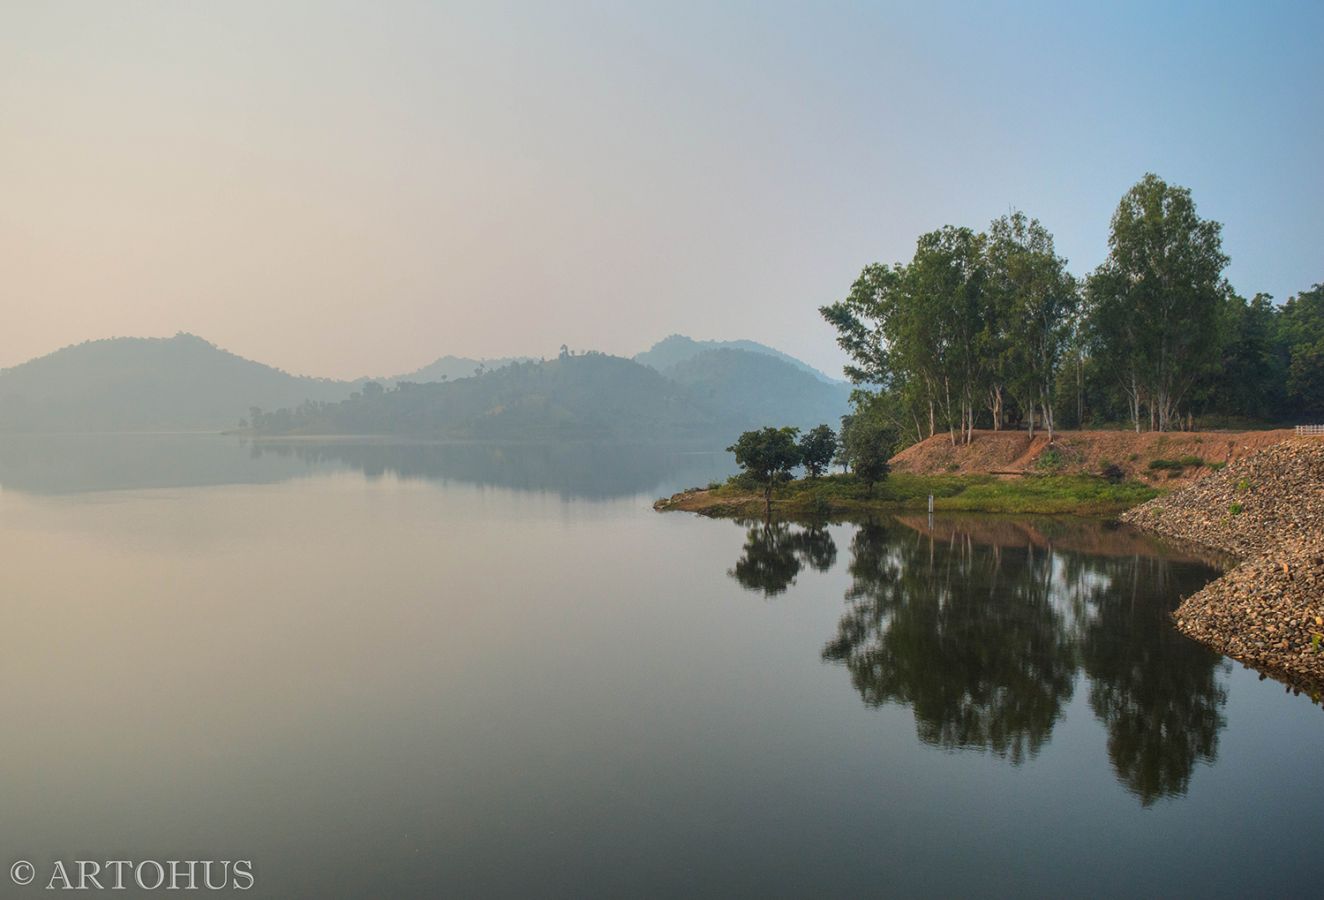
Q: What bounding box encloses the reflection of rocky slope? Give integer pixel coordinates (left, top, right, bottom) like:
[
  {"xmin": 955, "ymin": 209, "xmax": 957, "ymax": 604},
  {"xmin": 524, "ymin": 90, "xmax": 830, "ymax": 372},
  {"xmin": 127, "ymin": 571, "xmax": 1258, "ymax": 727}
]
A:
[{"xmin": 728, "ymin": 515, "xmax": 1228, "ymax": 802}]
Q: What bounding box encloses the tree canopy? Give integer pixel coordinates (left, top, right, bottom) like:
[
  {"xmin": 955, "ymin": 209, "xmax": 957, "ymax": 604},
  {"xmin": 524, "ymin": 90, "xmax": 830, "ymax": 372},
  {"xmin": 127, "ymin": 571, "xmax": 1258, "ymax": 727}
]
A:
[{"xmin": 823, "ymin": 173, "xmax": 1320, "ymax": 443}]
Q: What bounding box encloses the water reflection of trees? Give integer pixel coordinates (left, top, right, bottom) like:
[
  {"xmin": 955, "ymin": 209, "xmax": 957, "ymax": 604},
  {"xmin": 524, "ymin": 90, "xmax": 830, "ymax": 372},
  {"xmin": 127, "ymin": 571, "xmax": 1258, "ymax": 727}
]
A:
[
  {"xmin": 728, "ymin": 516, "xmax": 1229, "ymax": 801},
  {"xmin": 1079, "ymin": 554, "xmax": 1227, "ymax": 805},
  {"xmin": 821, "ymin": 522, "xmax": 1075, "ymax": 765},
  {"xmin": 728, "ymin": 520, "xmax": 837, "ymax": 597}
]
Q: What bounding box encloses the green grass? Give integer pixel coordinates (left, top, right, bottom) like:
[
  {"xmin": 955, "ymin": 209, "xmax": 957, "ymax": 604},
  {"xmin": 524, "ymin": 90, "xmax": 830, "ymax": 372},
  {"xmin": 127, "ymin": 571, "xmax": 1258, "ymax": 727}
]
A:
[{"xmin": 699, "ymin": 472, "xmax": 1160, "ymax": 517}]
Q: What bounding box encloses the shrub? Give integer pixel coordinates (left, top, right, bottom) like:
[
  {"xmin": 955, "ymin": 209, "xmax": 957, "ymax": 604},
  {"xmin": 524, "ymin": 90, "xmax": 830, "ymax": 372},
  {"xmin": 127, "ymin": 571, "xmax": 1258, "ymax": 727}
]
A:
[
  {"xmin": 1178, "ymin": 455, "xmax": 1205, "ymax": 467},
  {"xmin": 1036, "ymin": 446, "xmax": 1065, "ymax": 472},
  {"xmin": 1236, "ymin": 478, "xmax": 1251, "ymax": 492},
  {"xmin": 1228, "ymin": 502, "xmax": 1244, "ymax": 515},
  {"xmin": 1101, "ymin": 463, "xmax": 1125, "ymax": 484},
  {"xmin": 1148, "ymin": 458, "xmax": 1184, "ymax": 470}
]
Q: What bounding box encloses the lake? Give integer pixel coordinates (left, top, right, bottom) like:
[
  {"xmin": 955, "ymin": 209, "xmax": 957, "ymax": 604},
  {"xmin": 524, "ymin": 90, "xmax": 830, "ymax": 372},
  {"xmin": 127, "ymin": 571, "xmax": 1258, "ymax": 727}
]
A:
[{"xmin": 0, "ymin": 435, "xmax": 1320, "ymax": 898}]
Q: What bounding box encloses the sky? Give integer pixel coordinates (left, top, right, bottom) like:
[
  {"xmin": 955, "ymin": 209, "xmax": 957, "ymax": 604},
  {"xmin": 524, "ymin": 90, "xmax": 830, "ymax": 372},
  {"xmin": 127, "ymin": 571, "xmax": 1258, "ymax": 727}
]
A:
[{"xmin": 2, "ymin": 0, "xmax": 1321, "ymax": 380}]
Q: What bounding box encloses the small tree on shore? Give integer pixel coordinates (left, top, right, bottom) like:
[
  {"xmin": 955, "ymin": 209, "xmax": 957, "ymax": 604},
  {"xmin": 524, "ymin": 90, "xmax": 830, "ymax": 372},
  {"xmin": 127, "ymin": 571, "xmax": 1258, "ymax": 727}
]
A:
[
  {"xmin": 798, "ymin": 425, "xmax": 837, "ymax": 478},
  {"xmin": 840, "ymin": 417, "xmax": 898, "ymax": 496},
  {"xmin": 727, "ymin": 426, "xmax": 802, "ymax": 514}
]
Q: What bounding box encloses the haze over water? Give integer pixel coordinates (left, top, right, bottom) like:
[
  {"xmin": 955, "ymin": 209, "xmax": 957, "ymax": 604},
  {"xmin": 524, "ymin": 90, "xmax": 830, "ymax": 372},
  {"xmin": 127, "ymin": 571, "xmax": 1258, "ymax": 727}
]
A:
[{"xmin": 1, "ymin": 436, "xmax": 1319, "ymax": 897}]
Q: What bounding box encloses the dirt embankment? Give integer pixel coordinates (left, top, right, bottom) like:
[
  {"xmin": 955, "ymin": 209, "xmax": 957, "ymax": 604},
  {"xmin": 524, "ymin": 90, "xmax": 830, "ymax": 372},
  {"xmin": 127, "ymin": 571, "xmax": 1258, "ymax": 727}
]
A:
[
  {"xmin": 891, "ymin": 428, "xmax": 1296, "ymax": 483},
  {"xmin": 1121, "ymin": 438, "xmax": 1324, "ymax": 691}
]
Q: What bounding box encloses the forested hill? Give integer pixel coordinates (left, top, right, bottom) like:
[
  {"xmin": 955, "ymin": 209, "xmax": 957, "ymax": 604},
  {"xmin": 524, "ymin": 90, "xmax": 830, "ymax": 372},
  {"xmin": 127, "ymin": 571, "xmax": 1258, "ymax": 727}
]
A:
[
  {"xmin": 0, "ymin": 334, "xmax": 354, "ymax": 433},
  {"xmin": 634, "ymin": 335, "xmax": 841, "ymax": 384},
  {"xmin": 251, "ymin": 353, "xmax": 720, "ymax": 440},
  {"xmin": 663, "ymin": 348, "xmax": 852, "ymax": 432},
  {"xmin": 251, "ymin": 349, "xmax": 852, "ymax": 441},
  {"xmin": 385, "ymin": 354, "xmax": 533, "ymax": 384},
  {"xmin": 0, "ymin": 334, "xmax": 851, "ymax": 439}
]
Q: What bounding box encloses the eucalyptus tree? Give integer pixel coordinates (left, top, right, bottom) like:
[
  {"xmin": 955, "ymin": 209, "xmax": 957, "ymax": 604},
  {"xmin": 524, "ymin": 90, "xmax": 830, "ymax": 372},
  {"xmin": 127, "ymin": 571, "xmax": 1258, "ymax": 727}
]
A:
[
  {"xmin": 985, "ymin": 211, "xmax": 1079, "ymax": 439},
  {"xmin": 1279, "ymin": 283, "xmax": 1324, "ymax": 417},
  {"xmin": 907, "ymin": 226, "xmax": 990, "ymax": 444},
  {"xmin": 1086, "ymin": 174, "xmax": 1228, "ymax": 431},
  {"xmin": 823, "ymin": 228, "xmax": 992, "ymax": 448}
]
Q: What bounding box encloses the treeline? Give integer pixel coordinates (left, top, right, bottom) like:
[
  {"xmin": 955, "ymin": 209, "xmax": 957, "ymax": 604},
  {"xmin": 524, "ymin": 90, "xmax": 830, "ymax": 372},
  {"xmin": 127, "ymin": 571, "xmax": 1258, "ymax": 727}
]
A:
[
  {"xmin": 726, "ymin": 418, "xmax": 897, "ymax": 513},
  {"xmin": 822, "ymin": 173, "xmax": 1324, "ymax": 446}
]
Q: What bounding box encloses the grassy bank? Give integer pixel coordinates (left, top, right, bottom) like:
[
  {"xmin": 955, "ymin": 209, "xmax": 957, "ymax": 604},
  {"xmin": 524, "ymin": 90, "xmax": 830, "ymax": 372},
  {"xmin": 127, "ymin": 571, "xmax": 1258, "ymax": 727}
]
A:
[{"xmin": 656, "ymin": 471, "xmax": 1161, "ymax": 517}]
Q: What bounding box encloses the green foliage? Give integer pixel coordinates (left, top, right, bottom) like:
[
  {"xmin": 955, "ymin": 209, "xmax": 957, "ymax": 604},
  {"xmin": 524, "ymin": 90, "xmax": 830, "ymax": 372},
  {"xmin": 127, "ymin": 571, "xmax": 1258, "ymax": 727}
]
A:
[
  {"xmin": 798, "ymin": 424, "xmax": 838, "ymax": 478},
  {"xmin": 1177, "ymin": 455, "xmax": 1205, "ymax": 467},
  {"xmin": 820, "ymin": 174, "xmax": 1323, "ymax": 435},
  {"xmin": 1148, "ymin": 459, "xmax": 1186, "ymax": 471},
  {"xmin": 1086, "ymin": 173, "xmax": 1228, "ymax": 432},
  {"xmin": 727, "ymin": 426, "xmax": 803, "ymax": 500},
  {"xmin": 837, "ymin": 411, "xmax": 897, "ymax": 493},
  {"xmin": 1228, "ymin": 502, "xmax": 1244, "ymax": 516},
  {"xmin": 1235, "ymin": 478, "xmax": 1251, "ymax": 492},
  {"xmin": 699, "ymin": 471, "xmax": 1158, "ymax": 516},
  {"xmin": 1279, "ymin": 284, "xmax": 1324, "ymax": 418},
  {"xmin": 1035, "ymin": 446, "xmax": 1065, "ymax": 472}
]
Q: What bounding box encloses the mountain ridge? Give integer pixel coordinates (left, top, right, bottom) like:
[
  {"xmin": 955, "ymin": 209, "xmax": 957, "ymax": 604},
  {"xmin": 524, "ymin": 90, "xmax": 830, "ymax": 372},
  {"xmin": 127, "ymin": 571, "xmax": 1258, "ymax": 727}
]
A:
[{"xmin": 0, "ymin": 333, "xmax": 848, "ymax": 437}]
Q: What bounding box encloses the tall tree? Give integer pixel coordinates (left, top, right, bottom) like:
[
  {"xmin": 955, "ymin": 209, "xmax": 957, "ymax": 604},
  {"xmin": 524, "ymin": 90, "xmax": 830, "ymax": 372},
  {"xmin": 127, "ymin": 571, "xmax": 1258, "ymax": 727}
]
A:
[
  {"xmin": 985, "ymin": 212, "xmax": 1079, "ymax": 439},
  {"xmin": 1279, "ymin": 283, "xmax": 1324, "ymax": 419},
  {"xmin": 1085, "ymin": 174, "xmax": 1229, "ymax": 431}
]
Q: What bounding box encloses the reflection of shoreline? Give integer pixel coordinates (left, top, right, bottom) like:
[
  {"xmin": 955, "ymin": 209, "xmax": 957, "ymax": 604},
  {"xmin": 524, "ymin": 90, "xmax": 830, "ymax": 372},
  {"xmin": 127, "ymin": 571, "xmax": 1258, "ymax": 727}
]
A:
[
  {"xmin": 890, "ymin": 512, "xmax": 1233, "ymax": 570},
  {"xmin": 0, "ymin": 433, "xmax": 731, "ymax": 500},
  {"xmin": 250, "ymin": 440, "xmax": 729, "ymax": 500}
]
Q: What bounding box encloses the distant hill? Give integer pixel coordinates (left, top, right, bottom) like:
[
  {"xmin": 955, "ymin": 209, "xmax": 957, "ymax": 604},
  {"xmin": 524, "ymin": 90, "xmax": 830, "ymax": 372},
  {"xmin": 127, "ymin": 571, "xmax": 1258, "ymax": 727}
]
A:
[
  {"xmin": 663, "ymin": 348, "xmax": 852, "ymax": 433},
  {"xmin": 253, "ymin": 348, "xmax": 851, "ymax": 443},
  {"xmin": 252, "ymin": 352, "xmax": 721, "ymax": 441},
  {"xmin": 0, "ymin": 332, "xmax": 849, "ymax": 439},
  {"xmin": 384, "ymin": 354, "xmax": 533, "ymax": 385},
  {"xmin": 635, "ymin": 334, "xmax": 842, "ymax": 384},
  {"xmin": 0, "ymin": 334, "xmax": 354, "ymax": 433}
]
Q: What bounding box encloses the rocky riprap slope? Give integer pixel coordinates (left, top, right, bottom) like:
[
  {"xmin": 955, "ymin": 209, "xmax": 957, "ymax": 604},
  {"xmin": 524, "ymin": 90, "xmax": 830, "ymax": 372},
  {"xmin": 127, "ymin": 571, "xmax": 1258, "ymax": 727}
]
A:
[{"xmin": 1121, "ymin": 438, "xmax": 1324, "ymax": 689}]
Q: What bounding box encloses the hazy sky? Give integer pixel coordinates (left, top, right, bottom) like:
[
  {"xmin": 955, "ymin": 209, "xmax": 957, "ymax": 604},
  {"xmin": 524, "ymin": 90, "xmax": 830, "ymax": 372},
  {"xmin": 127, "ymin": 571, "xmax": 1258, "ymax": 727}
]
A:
[{"xmin": 3, "ymin": 1, "xmax": 1321, "ymax": 379}]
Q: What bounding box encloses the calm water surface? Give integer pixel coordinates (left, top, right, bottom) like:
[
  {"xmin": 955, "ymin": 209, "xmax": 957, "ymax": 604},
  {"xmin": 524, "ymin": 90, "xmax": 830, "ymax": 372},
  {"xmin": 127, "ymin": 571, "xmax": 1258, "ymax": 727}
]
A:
[{"xmin": 0, "ymin": 435, "xmax": 1320, "ymax": 898}]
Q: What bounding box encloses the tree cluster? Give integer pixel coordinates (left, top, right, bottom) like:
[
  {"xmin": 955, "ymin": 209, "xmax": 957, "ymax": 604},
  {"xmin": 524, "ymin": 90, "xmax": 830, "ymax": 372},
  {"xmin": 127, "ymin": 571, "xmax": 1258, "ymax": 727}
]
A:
[
  {"xmin": 727, "ymin": 418, "xmax": 898, "ymax": 511},
  {"xmin": 823, "ymin": 173, "xmax": 1324, "ymax": 444}
]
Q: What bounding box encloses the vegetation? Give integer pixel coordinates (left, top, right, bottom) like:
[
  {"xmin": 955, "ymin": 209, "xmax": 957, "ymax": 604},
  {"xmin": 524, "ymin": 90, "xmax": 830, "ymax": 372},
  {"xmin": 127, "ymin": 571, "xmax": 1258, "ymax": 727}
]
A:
[
  {"xmin": 660, "ymin": 347, "xmax": 852, "ymax": 432},
  {"xmin": 0, "ymin": 333, "xmax": 355, "ymax": 433},
  {"xmin": 822, "ymin": 173, "xmax": 1324, "ymax": 448},
  {"xmin": 798, "ymin": 425, "xmax": 838, "ymax": 478},
  {"xmin": 679, "ymin": 471, "xmax": 1158, "ymax": 518},
  {"xmin": 248, "ymin": 349, "xmax": 850, "ymax": 441},
  {"xmin": 727, "ymin": 426, "xmax": 805, "ymax": 512},
  {"xmin": 634, "ymin": 334, "xmax": 838, "ymax": 383}
]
